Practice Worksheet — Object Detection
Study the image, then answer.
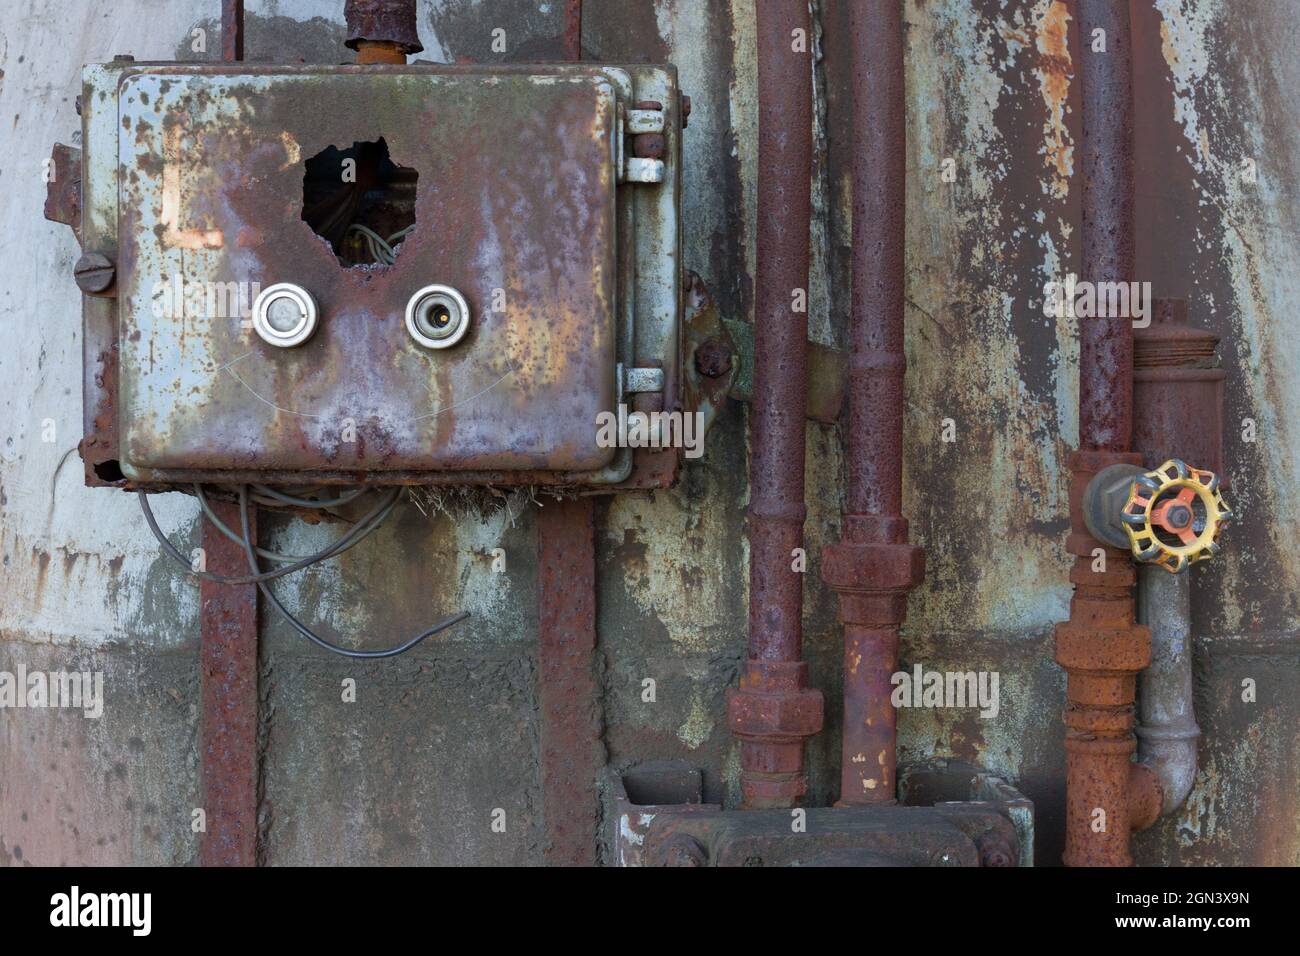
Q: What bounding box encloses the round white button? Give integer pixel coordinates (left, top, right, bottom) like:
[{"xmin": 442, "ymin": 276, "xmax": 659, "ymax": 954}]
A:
[{"xmin": 251, "ymin": 283, "xmax": 318, "ymax": 348}]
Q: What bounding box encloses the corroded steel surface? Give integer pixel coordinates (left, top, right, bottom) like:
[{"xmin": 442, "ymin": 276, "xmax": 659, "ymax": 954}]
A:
[
  {"xmin": 1133, "ymin": 299, "xmax": 1226, "ymax": 479},
  {"xmin": 198, "ymin": 0, "xmax": 260, "ymax": 874},
  {"xmin": 537, "ymin": 497, "xmax": 603, "ymax": 865},
  {"xmin": 42, "ymin": 143, "xmax": 82, "ymax": 236},
  {"xmin": 845, "ymin": 0, "xmax": 906, "ymax": 523},
  {"xmin": 1055, "ymin": 0, "xmax": 1146, "ymax": 867},
  {"xmin": 563, "ymin": 0, "xmax": 583, "ymax": 62},
  {"xmin": 726, "ymin": 0, "xmax": 822, "ymax": 811},
  {"xmin": 824, "ymin": 537, "xmax": 923, "ymax": 804},
  {"xmin": 76, "ymin": 58, "xmax": 681, "ymax": 490},
  {"xmin": 642, "ymin": 802, "xmax": 1019, "ymax": 867},
  {"xmin": 115, "ymin": 67, "xmax": 617, "ymax": 479},
  {"xmin": 745, "ymin": 0, "xmax": 813, "ymax": 665},
  {"xmin": 344, "ymin": 0, "xmax": 422, "ymax": 56},
  {"xmin": 199, "ymin": 502, "xmax": 258, "ymax": 867}
]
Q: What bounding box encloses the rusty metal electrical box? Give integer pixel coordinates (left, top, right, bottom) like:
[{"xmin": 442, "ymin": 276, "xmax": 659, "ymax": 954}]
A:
[{"xmin": 71, "ymin": 61, "xmax": 682, "ymax": 489}]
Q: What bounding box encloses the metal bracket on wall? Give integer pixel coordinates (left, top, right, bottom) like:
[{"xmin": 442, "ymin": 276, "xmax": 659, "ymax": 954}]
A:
[
  {"xmin": 611, "ymin": 760, "xmax": 1032, "ymax": 867},
  {"xmin": 722, "ymin": 318, "xmax": 846, "ymax": 424}
]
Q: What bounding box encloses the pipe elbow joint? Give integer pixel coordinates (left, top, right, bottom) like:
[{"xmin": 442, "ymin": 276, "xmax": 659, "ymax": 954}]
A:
[{"xmin": 1136, "ymin": 722, "xmax": 1200, "ymax": 816}]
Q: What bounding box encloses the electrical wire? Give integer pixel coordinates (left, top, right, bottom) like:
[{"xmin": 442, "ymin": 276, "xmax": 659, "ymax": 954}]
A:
[
  {"xmin": 193, "ymin": 483, "xmax": 376, "ymax": 563},
  {"xmin": 348, "ymin": 223, "xmax": 414, "ymax": 265},
  {"xmin": 138, "ymin": 487, "xmax": 399, "ymax": 585},
  {"xmin": 138, "ymin": 485, "xmax": 469, "ymax": 657},
  {"xmin": 251, "ymin": 484, "xmax": 369, "ymax": 509},
  {"xmin": 236, "ymin": 486, "xmax": 468, "ymax": 658}
]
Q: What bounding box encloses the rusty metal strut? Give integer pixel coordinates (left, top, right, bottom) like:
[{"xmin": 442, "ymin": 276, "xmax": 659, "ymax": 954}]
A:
[{"xmin": 202, "ymin": 0, "xmax": 254, "ymax": 870}]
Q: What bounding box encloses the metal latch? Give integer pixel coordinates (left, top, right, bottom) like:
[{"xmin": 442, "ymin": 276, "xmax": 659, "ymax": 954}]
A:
[
  {"xmin": 619, "ymin": 364, "xmax": 665, "ymax": 395},
  {"xmin": 618, "ymin": 104, "xmax": 666, "ymax": 184}
]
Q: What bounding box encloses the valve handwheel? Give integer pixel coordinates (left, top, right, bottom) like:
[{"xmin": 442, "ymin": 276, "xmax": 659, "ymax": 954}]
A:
[{"xmin": 1121, "ymin": 459, "xmax": 1232, "ymax": 573}]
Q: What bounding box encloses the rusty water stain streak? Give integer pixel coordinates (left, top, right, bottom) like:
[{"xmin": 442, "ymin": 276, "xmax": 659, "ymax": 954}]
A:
[
  {"xmin": 221, "ymin": 353, "xmax": 520, "ymax": 423},
  {"xmin": 901, "ymin": 2, "xmax": 1075, "ymax": 634},
  {"xmin": 1150, "ymin": 0, "xmax": 1300, "ymax": 631},
  {"xmin": 1033, "ymin": 0, "xmax": 1073, "ymax": 199}
]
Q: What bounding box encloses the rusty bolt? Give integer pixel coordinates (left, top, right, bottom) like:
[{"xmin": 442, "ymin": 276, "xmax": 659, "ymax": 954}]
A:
[
  {"xmin": 977, "ymin": 835, "xmax": 1015, "ymax": 868},
  {"xmin": 695, "ymin": 338, "xmax": 733, "ymax": 379},
  {"xmin": 659, "ymin": 833, "xmax": 707, "ymax": 867},
  {"xmin": 74, "ymin": 252, "xmax": 115, "ymax": 294}
]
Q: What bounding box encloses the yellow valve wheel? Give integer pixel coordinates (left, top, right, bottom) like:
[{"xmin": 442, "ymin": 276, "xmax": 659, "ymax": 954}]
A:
[{"xmin": 1121, "ymin": 459, "xmax": 1232, "ymax": 573}]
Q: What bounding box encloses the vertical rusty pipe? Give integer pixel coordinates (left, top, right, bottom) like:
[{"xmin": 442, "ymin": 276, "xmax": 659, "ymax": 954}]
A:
[
  {"xmin": 725, "ymin": 0, "xmax": 824, "ymax": 810},
  {"xmin": 1131, "ymin": 300, "xmax": 1221, "ymax": 816},
  {"xmin": 222, "ymin": 0, "xmax": 244, "ymax": 63},
  {"xmin": 1054, "ymin": 0, "xmax": 1153, "ymax": 866},
  {"xmin": 822, "ymin": 0, "xmax": 923, "ymax": 807},
  {"xmin": 563, "ymin": 0, "xmax": 583, "ymax": 61},
  {"xmin": 846, "ymin": 0, "xmax": 905, "ymax": 522},
  {"xmin": 1077, "ymin": 0, "xmax": 1136, "ymax": 452}
]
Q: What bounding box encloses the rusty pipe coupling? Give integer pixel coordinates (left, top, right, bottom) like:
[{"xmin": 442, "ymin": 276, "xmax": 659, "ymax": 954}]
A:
[{"xmin": 344, "ymin": 0, "xmax": 424, "ymax": 55}]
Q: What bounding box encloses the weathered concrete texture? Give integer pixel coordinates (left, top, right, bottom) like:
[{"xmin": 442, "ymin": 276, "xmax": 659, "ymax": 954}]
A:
[
  {"xmin": 1133, "ymin": 637, "xmax": 1300, "ymax": 865},
  {"xmin": 1, "ymin": 0, "xmax": 218, "ymax": 870},
  {"xmin": 895, "ymin": 627, "xmax": 1069, "ymax": 865},
  {"xmin": 257, "ymin": 648, "xmax": 541, "ymax": 865},
  {"xmin": 255, "ymin": 497, "xmax": 541, "ymax": 865},
  {"xmin": 0, "ymin": 642, "xmax": 200, "ymax": 866},
  {"xmin": 3, "ymin": 0, "xmax": 1298, "ymax": 866}
]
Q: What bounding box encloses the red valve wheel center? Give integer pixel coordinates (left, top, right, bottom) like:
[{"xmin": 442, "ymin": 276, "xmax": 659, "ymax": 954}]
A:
[{"xmin": 1150, "ymin": 487, "xmax": 1198, "ymax": 545}]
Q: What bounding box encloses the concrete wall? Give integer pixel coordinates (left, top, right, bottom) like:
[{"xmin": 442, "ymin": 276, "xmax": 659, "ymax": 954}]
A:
[{"xmin": 1, "ymin": 0, "xmax": 1295, "ymax": 866}]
